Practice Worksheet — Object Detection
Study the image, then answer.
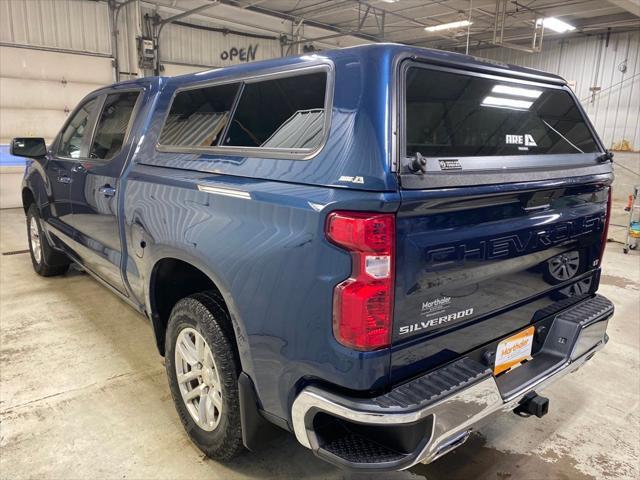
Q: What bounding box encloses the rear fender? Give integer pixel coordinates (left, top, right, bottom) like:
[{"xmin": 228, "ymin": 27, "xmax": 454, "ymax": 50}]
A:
[{"xmin": 143, "ymin": 244, "xmax": 255, "ymax": 380}]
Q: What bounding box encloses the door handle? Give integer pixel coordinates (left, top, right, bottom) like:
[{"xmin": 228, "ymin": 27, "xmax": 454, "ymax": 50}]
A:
[
  {"xmin": 99, "ymin": 185, "xmax": 116, "ymax": 198},
  {"xmin": 71, "ymin": 164, "xmax": 86, "ymax": 173},
  {"xmin": 57, "ymin": 175, "xmax": 72, "ymax": 184}
]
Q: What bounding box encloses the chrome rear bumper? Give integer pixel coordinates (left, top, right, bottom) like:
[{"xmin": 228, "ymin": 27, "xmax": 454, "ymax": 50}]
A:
[{"xmin": 291, "ymin": 294, "xmax": 613, "ymax": 471}]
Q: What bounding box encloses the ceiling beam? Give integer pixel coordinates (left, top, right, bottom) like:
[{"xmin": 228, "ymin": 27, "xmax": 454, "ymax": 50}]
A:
[
  {"xmin": 285, "ymin": 0, "xmax": 354, "ymax": 19},
  {"xmin": 607, "ymin": 0, "xmax": 640, "ymax": 17},
  {"xmin": 417, "ymin": 12, "xmax": 640, "ymax": 50},
  {"xmin": 157, "ymin": 0, "xmax": 219, "ymax": 27}
]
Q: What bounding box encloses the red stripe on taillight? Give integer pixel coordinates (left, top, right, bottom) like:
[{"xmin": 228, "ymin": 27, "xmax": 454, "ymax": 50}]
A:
[
  {"xmin": 326, "ymin": 211, "xmax": 395, "ymax": 351},
  {"xmin": 600, "ymin": 186, "xmax": 612, "ymax": 263}
]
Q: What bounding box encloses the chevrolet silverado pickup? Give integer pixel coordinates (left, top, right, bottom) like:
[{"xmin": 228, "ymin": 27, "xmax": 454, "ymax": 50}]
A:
[{"xmin": 14, "ymin": 44, "xmax": 614, "ymax": 471}]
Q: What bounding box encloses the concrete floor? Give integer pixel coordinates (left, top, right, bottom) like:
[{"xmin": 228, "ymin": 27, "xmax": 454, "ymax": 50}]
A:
[{"xmin": 0, "ymin": 203, "xmax": 638, "ymax": 480}]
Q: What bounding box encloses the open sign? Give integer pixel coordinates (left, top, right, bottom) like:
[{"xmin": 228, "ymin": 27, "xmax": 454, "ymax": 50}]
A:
[{"xmin": 220, "ymin": 45, "xmax": 258, "ymax": 62}]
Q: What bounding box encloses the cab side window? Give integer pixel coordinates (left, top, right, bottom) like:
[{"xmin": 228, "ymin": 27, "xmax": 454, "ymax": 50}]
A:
[
  {"xmin": 57, "ymin": 98, "xmax": 98, "ymax": 158},
  {"xmin": 90, "ymin": 92, "xmax": 140, "ymax": 160}
]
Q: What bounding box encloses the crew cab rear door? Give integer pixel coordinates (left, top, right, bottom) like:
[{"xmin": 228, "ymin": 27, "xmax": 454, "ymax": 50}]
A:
[
  {"xmin": 390, "ymin": 62, "xmax": 612, "ymax": 381},
  {"xmin": 68, "ymin": 89, "xmax": 142, "ymax": 294}
]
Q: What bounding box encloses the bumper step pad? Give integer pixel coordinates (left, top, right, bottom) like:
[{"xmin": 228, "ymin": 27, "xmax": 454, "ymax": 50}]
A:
[
  {"xmin": 555, "ymin": 294, "xmax": 613, "ymax": 326},
  {"xmin": 373, "ymin": 357, "xmax": 490, "ymax": 409},
  {"xmin": 322, "ymin": 433, "xmax": 406, "ymax": 464},
  {"xmin": 312, "ymin": 357, "xmax": 491, "ymax": 469}
]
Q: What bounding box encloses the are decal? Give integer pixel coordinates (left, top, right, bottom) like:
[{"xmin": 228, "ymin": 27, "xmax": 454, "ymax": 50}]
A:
[{"xmin": 505, "ymin": 134, "xmax": 537, "ymax": 147}]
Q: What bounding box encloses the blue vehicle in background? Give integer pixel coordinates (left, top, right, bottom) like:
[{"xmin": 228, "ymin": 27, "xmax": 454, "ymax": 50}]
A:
[{"xmin": 14, "ymin": 44, "xmax": 614, "ymax": 471}]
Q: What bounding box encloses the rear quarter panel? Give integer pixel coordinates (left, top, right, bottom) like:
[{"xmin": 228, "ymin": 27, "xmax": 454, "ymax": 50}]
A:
[{"xmin": 123, "ymin": 164, "xmax": 400, "ymax": 421}]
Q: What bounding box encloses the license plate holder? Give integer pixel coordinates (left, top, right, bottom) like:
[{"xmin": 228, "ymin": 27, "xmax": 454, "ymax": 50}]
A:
[{"xmin": 494, "ymin": 326, "xmax": 535, "ymax": 375}]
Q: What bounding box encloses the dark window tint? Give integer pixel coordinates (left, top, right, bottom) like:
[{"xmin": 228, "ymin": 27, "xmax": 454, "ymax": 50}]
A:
[
  {"xmin": 405, "ymin": 68, "xmax": 599, "ymax": 157},
  {"xmin": 90, "ymin": 92, "xmax": 140, "ymax": 160},
  {"xmin": 223, "ymin": 72, "xmax": 326, "ymax": 149},
  {"xmin": 159, "ymin": 82, "xmax": 239, "ymax": 147},
  {"xmin": 58, "ymin": 98, "xmax": 98, "ymax": 158}
]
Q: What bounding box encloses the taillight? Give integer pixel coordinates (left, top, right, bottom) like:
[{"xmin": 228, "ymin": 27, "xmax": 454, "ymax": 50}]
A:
[
  {"xmin": 600, "ymin": 186, "xmax": 612, "ymax": 263},
  {"xmin": 326, "ymin": 211, "xmax": 395, "ymax": 351}
]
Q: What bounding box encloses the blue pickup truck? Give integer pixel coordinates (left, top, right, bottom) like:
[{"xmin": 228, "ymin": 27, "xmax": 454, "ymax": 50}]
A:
[{"xmin": 14, "ymin": 44, "xmax": 614, "ymax": 471}]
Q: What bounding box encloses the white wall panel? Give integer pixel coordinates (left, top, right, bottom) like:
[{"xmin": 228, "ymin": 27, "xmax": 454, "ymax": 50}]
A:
[
  {"xmin": 0, "ymin": 108, "xmax": 69, "ymax": 142},
  {"xmin": 0, "ymin": 45, "xmax": 112, "ymax": 83},
  {"xmin": 0, "ymin": 45, "xmax": 112, "ymax": 144},
  {"xmin": 473, "ymin": 31, "xmax": 640, "ymax": 151},
  {"xmin": 0, "ymin": 77, "xmax": 98, "ymax": 109},
  {"xmin": 160, "ymin": 21, "xmax": 281, "ymax": 68},
  {"xmin": 162, "ymin": 63, "xmax": 209, "ymax": 77},
  {"xmin": 0, "ymin": 0, "xmax": 111, "ymax": 55}
]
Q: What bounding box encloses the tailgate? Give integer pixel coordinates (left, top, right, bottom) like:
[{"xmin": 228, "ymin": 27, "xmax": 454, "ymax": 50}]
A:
[
  {"xmin": 393, "ymin": 180, "xmax": 609, "ymax": 343},
  {"xmin": 390, "ymin": 60, "xmax": 612, "ymax": 381}
]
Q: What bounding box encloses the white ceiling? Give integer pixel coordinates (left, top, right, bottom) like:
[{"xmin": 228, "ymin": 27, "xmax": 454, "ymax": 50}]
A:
[{"xmin": 144, "ymin": 0, "xmax": 640, "ymax": 52}]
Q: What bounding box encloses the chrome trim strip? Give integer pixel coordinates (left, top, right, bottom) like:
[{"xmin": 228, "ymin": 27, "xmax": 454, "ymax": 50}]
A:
[
  {"xmin": 291, "ymin": 332, "xmax": 607, "ymax": 469},
  {"xmin": 197, "ymin": 184, "xmax": 251, "ymax": 199}
]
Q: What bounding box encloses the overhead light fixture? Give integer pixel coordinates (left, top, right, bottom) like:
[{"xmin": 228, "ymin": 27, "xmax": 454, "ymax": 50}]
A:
[
  {"xmin": 482, "ymin": 96, "xmax": 533, "ymax": 110},
  {"xmin": 425, "ymin": 20, "xmax": 472, "ymax": 32},
  {"xmin": 536, "ymin": 17, "xmax": 576, "ymax": 33},
  {"xmin": 380, "ymin": 0, "xmax": 400, "ymax": 3},
  {"xmin": 492, "ymin": 85, "xmax": 543, "ymax": 99}
]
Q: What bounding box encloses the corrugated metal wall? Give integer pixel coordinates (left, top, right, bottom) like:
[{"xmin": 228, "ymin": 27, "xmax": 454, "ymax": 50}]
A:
[
  {"xmin": 0, "ymin": 0, "xmax": 116, "ymax": 146},
  {"xmin": 0, "ymin": 0, "xmax": 112, "ymax": 55},
  {"xmin": 115, "ymin": 1, "xmax": 141, "ymax": 79},
  {"xmin": 473, "ymin": 30, "xmax": 640, "ymax": 151},
  {"xmin": 141, "ymin": 7, "xmax": 281, "ymax": 71}
]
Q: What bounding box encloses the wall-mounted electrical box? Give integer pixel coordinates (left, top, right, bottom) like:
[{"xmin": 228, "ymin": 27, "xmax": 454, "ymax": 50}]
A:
[{"xmin": 137, "ymin": 37, "xmax": 155, "ymax": 69}]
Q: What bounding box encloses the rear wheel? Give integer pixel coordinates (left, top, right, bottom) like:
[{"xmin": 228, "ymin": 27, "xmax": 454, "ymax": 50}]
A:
[
  {"xmin": 26, "ymin": 204, "xmax": 70, "ymax": 277},
  {"xmin": 165, "ymin": 292, "xmax": 244, "ymax": 460}
]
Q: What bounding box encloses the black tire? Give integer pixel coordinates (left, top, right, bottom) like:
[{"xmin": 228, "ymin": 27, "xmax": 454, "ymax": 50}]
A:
[
  {"xmin": 26, "ymin": 204, "xmax": 70, "ymax": 277},
  {"xmin": 165, "ymin": 291, "xmax": 244, "ymax": 461}
]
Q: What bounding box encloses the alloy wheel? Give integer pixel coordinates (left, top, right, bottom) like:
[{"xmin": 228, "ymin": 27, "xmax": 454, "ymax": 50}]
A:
[
  {"xmin": 29, "ymin": 216, "xmax": 42, "ymax": 265},
  {"xmin": 174, "ymin": 327, "xmax": 223, "ymax": 431}
]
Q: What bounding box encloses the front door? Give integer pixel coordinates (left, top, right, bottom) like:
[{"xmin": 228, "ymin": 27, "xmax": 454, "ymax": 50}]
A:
[
  {"xmin": 68, "ymin": 90, "xmax": 141, "ymax": 294},
  {"xmin": 44, "ymin": 96, "xmax": 100, "ymax": 250}
]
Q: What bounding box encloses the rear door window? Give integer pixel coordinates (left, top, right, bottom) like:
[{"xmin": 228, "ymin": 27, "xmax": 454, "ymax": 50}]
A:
[
  {"xmin": 90, "ymin": 91, "xmax": 140, "ymax": 160},
  {"xmin": 404, "ymin": 67, "xmax": 600, "ymax": 158}
]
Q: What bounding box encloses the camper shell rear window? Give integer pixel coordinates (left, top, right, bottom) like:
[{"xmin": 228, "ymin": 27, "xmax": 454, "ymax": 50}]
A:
[{"xmin": 403, "ymin": 66, "xmax": 600, "ymax": 159}]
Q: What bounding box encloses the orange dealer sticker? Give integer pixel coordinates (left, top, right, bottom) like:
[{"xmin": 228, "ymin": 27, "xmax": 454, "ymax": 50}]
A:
[{"xmin": 494, "ymin": 326, "xmax": 535, "ymax": 375}]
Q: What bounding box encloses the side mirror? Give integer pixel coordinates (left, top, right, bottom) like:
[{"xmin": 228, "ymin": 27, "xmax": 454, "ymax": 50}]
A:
[{"xmin": 10, "ymin": 137, "xmax": 47, "ymax": 158}]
